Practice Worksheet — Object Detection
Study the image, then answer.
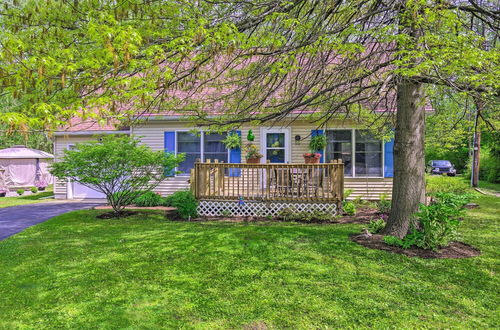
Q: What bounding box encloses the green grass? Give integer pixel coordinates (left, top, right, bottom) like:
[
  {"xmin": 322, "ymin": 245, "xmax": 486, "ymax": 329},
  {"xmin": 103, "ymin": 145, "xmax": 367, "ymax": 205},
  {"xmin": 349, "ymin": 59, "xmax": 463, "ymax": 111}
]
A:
[
  {"xmin": 0, "ymin": 186, "xmax": 54, "ymax": 208},
  {"xmin": 477, "ymin": 180, "xmax": 500, "ymax": 193},
  {"xmin": 0, "ymin": 195, "xmax": 498, "ymax": 329}
]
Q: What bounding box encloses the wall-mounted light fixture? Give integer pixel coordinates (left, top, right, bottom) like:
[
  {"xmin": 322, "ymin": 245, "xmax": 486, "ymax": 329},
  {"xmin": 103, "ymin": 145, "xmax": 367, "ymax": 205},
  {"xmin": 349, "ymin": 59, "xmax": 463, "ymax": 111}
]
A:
[{"xmin": 294, "ymin": 135, "xmax": 301, "ymax": 145}]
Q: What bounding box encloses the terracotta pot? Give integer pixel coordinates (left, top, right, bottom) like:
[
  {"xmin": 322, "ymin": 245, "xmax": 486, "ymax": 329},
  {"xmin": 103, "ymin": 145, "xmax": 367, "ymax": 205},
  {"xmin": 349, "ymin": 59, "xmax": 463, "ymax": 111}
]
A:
[
  {"xmin": 246, "ymin": 157, "xmax": 261, "ymax": 164},
  {"xmin": 304, "ymin": 156, "xmax": 320, "ymax": 164}
]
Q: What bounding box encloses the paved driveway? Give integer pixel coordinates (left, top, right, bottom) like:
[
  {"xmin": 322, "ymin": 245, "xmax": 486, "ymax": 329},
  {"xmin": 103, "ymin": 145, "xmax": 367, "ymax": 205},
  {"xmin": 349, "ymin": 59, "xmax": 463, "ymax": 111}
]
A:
[{"xmin": 0, "ymin": 202, "xmax": 103, "ymax": 240}]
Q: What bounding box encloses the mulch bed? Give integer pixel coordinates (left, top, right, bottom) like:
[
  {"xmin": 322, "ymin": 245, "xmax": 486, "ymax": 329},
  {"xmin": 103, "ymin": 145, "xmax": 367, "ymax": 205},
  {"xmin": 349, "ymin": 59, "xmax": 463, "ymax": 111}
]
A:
[
  {"xmin": 350, "ymin": 234, "xmax": 481, "ymax": 259},
  {"xmin": 94, "ymin": 206, "xmax": 179, "ymax": 219},
  {"xmin": 97, "ymin": 210, "xmax": 138, "ymax": 219},
  {"xmin": 190, "ymin": 207, "xmax": 381, "ymax": 224}
]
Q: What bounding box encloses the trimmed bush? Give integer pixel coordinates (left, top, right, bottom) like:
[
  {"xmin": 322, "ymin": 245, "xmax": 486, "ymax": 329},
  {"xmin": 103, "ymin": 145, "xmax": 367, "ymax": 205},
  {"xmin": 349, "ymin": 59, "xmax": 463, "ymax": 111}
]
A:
[
  {"xmin": 134, "ymin": 191, "xmax": 165, "ymax": 207},
  {"xmin": 164, "ymin": 190, "xmax": 198, "ymax": 219},
  {"xmin": 16, "ymin": 189, "xmax": 25, "ymax": 196},
  {"xmin": 30, "ymin": 187, "xmax": 38, "ymax": 194}
]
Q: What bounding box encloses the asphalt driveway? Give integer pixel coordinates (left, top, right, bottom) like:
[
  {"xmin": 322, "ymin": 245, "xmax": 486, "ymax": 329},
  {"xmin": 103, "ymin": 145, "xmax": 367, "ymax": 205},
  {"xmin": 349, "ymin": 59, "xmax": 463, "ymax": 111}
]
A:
[{"xmin": 0, "ymin": 202, "xmax": 103, "ymax": 240}]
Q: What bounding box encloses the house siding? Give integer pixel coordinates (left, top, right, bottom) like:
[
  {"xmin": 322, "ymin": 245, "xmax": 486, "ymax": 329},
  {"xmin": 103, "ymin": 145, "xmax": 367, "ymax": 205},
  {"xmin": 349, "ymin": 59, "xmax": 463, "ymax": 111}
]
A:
[
  {"xmin": 54, "ymin": 135, "xmax": 100, "ymax": 199},
  {"xmin": 54, "ymin": 119, "xmax": 393, "ymax": 200}
]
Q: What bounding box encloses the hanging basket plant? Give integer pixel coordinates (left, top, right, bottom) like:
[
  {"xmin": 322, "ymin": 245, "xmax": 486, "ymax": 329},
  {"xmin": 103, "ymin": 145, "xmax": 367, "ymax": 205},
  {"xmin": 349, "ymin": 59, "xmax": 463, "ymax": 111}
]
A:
[{"xmin": 222, "ymin": 132, "xmax": 242, "ymax": 150}]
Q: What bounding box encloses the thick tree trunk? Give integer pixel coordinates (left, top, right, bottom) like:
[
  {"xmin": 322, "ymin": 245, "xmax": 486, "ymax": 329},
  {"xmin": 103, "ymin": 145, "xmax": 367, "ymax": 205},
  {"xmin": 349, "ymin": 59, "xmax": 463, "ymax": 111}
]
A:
[{"xmin": 382, "ymin": 79, "xmax": 426, "ymax": 238}]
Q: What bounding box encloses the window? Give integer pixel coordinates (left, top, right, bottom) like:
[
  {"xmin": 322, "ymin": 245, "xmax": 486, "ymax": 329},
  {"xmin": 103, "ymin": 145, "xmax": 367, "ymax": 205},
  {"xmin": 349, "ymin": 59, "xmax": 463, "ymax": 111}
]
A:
[
  {"xmin": 324, "ymin": 129, "xmax": 383, "ymax": 177},
  {"xmin": 266, "ymin": 132, "xmax": 286, "ymax": 163},
  {"xmin": 176, "ymin": 132, "xmax": 228, "ymax": 174},
  {"xmin": 355, "ymin": 130, "xmax": 383, "ymax": 177},
  {"xmin": 325, "ymin": 130, "xmax": 353, "ymax": 176}
]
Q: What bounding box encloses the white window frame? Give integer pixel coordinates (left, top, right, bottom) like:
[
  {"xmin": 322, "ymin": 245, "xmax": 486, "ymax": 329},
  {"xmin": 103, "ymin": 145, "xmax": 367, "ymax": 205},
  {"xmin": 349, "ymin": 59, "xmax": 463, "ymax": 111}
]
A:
[
  {"xmin": 174, "ymin": 130, "xmax": 229, "ymax": 175},
  {"xmin": 324, "ymin": 128, "xmax": 384, "ymax": 178}
]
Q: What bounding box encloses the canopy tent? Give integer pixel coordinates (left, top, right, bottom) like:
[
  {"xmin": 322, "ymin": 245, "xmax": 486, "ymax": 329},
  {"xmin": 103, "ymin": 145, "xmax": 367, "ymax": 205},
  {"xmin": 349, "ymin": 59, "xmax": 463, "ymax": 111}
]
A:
[{"xmin": 0, "ymin": 146, "xmax": 54, "ymax": 189}]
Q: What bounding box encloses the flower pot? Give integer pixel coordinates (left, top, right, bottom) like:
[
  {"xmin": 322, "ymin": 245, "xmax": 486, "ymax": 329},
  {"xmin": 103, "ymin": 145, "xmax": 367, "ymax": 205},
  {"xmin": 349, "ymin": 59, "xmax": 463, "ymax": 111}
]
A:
[
  {"xmin": 246, "ymin": 157, "xmax": 261, "ymax": 164},
  {"xmin": 303, "ymin": 155, "xmax": 321, "ymax": 164}
]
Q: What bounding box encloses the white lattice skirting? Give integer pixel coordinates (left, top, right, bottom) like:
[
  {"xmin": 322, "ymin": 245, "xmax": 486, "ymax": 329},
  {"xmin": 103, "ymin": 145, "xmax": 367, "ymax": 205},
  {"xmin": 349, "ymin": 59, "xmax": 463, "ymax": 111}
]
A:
[{"xmin": 197, "ymin": 200, "xmax": 338, "ymax": 217}]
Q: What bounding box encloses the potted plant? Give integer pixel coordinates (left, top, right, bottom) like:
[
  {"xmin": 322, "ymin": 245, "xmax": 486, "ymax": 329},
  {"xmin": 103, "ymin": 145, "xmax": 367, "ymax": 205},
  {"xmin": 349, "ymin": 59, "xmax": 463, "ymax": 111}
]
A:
[
  {"xmin": 303, "ymin": 152, "xmax": 322, "ymax": 163},
  {"xmin": 244, "ymin": 143, "xmax": 263, "ymax": 163},
  {"xmin": 35, "ymin": 178, "xmax": 48, "ymax": 191},
  {"xmin": 304, "ymin": 135, "xmax": 327, "ymax": 163},
  {"xmin": 0, "ymin": 188, "xmax": 7, "ymax": 197},
  {"xmin": 222, "ymin": 132, "xmax": 242, "ymax": 150}
]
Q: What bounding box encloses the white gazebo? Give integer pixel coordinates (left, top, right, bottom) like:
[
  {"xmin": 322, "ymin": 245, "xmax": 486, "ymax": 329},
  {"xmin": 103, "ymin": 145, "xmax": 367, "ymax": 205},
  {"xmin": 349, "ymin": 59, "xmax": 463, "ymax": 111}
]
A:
[{"xmin": 0, "ymin": 145, "xmax": 54, "ymax": 190}]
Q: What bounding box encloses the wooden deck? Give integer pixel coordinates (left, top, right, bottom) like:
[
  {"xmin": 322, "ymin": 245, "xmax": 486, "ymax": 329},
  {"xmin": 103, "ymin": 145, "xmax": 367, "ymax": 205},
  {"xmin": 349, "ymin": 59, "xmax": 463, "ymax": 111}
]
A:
[{"xmin": 191, "ymin": 160, "xmax": 344, "ymax": 202}]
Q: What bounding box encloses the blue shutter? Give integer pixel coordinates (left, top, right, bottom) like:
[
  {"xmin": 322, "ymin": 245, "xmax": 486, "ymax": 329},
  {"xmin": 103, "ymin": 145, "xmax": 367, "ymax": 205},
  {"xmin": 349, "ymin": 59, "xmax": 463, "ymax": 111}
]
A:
[
  {"xmin": 311, "ymin": 129, "xmax": 324, "ymax": 163},
  {"xmin": 229, "ymin": 130, "xmax": 241, "ymax": 177},
  {"xmin": 164, "ymin": 131, "xmax": 176, "ymax": 176},
  {"xmin": 384, "ymin": 138, "xmax": 394, "ymax": 178}
]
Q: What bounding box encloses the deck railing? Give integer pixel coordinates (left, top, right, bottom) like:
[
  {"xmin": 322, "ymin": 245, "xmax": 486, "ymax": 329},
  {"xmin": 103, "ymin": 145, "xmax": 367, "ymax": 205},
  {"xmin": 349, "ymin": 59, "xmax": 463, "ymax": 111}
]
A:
[{"xmin": 190, "ymin": 160, "xmax": 344, "ymax": 203}]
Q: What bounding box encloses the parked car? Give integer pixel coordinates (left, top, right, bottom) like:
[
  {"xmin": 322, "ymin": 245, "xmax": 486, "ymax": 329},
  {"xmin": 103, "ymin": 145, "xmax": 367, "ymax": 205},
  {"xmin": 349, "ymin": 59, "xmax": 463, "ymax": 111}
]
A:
[{"xmin": 427, "ymin": 160, "xmax": 457, "ymax": 176}]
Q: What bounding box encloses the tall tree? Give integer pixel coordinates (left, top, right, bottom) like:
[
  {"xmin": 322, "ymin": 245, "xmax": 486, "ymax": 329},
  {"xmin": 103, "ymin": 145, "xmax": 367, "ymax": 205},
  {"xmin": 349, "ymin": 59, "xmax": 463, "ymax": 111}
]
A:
[{"xmin": 0, "ymin": 0, "xmax": 498, "ymax": 237}]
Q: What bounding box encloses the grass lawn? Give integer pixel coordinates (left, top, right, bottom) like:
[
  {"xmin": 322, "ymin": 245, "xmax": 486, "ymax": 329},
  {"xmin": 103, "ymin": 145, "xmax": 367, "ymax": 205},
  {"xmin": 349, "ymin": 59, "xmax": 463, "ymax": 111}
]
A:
[
  {"xmin": 0, "ymin": 194, "xmax": 498, "ymax": 328},
  {"xmin": 0, "ymin": 186, "xmax": 54, "ymax": 208}
]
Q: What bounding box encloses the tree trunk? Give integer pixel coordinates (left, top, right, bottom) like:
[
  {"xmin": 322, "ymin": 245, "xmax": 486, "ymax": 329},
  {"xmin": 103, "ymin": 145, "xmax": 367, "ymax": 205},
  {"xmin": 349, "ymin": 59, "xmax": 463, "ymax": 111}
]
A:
[{"xmin": 382, "ymin": 79, "xmax": 426, "ymax": 238}]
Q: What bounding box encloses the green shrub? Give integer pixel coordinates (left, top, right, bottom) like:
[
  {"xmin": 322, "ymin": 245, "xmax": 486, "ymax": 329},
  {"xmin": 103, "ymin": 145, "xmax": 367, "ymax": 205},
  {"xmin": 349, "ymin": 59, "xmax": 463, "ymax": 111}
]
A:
[
  {"xmin": 30, "ymin": 187, "xmax": 38, "ymax": 194},
  {"xmin": 377, "ymin": 193, "xmax": 391, "ymax": 214},
  {"xmin": 384, "ymin": 192, "xmax": 473, "ymax": 250},
  {"xmin": 367, "ymin": 218, "xmax": 386, "ymax": 234},
  {"xmin": 134, "ymin": 191, "xmax": 165, "ymax": 207},
  {"xmin": 383, "ymin": 235, "xmax": 404, "ymax": 247},
  {"xmin": 343, "ymin": 202, "xmax": 356, "ymax": 216},
  {"xmin": 426, "ymin": 175, "xmax": 470, "ymax": 194},
  {"xmin": 16, "ymin": 189, "xmax": 25, "ymax": 196},
  {"xmin": 480, "ymin": 151, "xmax": 500, "ymax": 184},
  {"xmin": 277, "ymin": 208, "xmax": 332, "ymax": 223},
  {"xmin": 164, "ymin": 190, "xmax": 198, "ymax": 219}
]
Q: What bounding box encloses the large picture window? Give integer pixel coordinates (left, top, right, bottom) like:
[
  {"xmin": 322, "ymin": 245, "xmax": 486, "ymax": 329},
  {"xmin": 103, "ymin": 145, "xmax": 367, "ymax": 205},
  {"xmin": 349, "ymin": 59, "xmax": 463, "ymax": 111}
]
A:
[
  {"xmin": 355, "ymin": 130, "xmax": 383, "ymax": 177},
  {"xmin": 324, "ymin": 129, "xmax": 383, "ymax": 177},
  {"xmin": 325, "ymin": 130, "xmax": 353, "ymax": 176},
  {"xmin": 177, "ymin": 132, "xmax": 228, "ymax": 174}
]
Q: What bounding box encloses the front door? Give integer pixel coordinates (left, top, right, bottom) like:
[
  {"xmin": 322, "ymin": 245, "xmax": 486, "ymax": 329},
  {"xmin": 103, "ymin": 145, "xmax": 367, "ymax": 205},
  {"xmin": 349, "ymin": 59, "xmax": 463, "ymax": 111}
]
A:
[{"xmin": 260, "ymin": 128, "xmax": 290, "ymax": 163}]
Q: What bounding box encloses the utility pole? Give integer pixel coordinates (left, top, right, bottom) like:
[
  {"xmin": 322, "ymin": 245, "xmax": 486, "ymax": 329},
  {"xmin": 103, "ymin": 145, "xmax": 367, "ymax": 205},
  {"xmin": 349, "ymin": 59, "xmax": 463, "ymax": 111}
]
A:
[{"xmin": 471, "ymin": 99, "xmax": 483, "ymax": 187}]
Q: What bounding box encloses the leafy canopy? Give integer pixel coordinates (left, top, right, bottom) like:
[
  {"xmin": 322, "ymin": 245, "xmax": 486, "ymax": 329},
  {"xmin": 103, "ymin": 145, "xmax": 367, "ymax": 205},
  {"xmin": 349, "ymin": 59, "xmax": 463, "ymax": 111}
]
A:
[{"xmin": 0, "ymin": 0, "xmax": 498, "ymax": 134}]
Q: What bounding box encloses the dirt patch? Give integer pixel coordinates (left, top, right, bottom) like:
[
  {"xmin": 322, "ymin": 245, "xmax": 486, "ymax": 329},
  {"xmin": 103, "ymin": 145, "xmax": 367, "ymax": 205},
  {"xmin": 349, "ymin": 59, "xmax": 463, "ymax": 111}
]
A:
[
  {"xmin": 350, "ymin": 234, "xmax": 481, "ymax": 259},
  {"xmin": 337, "ymin": 207, "xmax": 382, "ymax": 224}
]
